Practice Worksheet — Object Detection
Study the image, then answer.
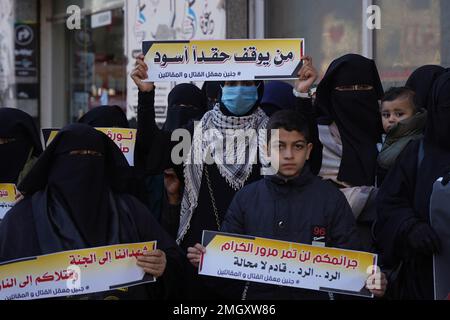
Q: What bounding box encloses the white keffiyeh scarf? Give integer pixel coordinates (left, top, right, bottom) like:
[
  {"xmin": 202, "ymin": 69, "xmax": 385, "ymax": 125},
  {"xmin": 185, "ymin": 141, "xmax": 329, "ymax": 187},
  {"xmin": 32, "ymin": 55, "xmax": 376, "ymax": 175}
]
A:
[{"xmin": 176, "ymin": 104, "xmax": 269, "ymax": 243}]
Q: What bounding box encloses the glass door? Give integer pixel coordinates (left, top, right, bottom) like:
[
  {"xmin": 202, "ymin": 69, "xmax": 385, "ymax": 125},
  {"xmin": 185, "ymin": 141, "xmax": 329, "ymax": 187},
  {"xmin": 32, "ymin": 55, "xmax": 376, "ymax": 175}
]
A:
[{"xmin": 68, "ymin": 7, "xmax": 126, "ymax": 123}]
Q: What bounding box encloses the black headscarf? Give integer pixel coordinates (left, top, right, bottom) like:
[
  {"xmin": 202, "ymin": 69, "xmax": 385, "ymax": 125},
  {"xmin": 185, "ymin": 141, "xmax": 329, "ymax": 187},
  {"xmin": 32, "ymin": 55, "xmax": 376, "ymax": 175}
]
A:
[
  {"xmin": 415, "ymin": 71, "xmax": 450, "ymax": 217},
  {"xmin": 405, "ymin": 65, "xmax": 446, "ymax": 110},
  {"xmin": 260, "ymin": 81, "xmax": 296, "ymax": 116},
  {"xmin": 77, "ymin": 103, "xmax": 145, "ymax": 196},
  {"xmin": 424, "ymin": 69, "xmax": 450, "ymax": 150},
  {"xmin": 78, "ymin": 105, "xmax": 130, "ymax": 128},
  {"xmin": 0, "ymin": 108, "xmax": 42, "ymax": 183},
  {"xmin": 201, "ymin": 81, "xmax": 222, "ymax": 110},
  {"xmin": 18, "ymin": 124, "xmax": 138, "ymax": 251},
  {"xmin": 316, "ymin": 54, "xmax": 384, "ymax": 186},
  {"xmin": 163, "ymin": 83, "xmax": 206, "ymax": 131}
]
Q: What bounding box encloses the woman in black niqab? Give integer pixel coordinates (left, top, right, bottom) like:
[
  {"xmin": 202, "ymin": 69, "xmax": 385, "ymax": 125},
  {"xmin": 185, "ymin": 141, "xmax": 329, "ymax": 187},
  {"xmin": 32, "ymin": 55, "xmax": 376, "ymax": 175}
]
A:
[
  {"xmin": 1, "ymin": 124, "xmax": 184, "ymax": 299},
  {"xmin": 413, "ymin": 69, "xmax": 450, "ymax": 242},
  {"xmin": 20, "ymin": 123, "xmax": 129, "ymax": 249},
  {"xmin": 375, "ymin": 70, "xmax": 450, "ymax": 299},
  {"xmin": 316, "ymin": 54, "xmax": 384, "ymax": 186},
  {"xmin": 201, "ymin": 81, "xmax": 222, "ymax": 111},
  {"xmin": 163, "ymin": 83, "xmax": 206, "ymax": 131},
  {"xmin": 0, "ymin": 108, "xmax": 42, "ymax": 184},
  {"xmin": 405, "ymin": 65, "xmax": 446, "ymax": 110}
]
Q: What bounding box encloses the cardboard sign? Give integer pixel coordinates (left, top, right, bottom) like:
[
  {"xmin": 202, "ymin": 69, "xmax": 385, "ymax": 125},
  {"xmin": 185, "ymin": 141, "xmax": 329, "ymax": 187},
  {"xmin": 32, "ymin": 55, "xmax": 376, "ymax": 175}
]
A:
[
  {"xmin": 199, "ymin": 231, "xmax": 377, "ymax": 298},
  {"xmin": 143, "ymin": 39, "xmax": 305, "ymax": 82},
  {"xmin": 0, "ymin": 241, "xmax": 156, "ymax": 300}
]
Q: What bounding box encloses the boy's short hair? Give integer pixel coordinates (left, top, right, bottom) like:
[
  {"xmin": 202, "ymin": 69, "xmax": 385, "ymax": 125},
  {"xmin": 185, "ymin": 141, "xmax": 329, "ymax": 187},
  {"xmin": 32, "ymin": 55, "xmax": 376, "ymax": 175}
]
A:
[
  {"xmin": 381, "ymin": 87, "xmax": 418, "ymax": 112},
  {"xmin": 267, "ymin": 110, "xmax": 311, "ymax": 143}
]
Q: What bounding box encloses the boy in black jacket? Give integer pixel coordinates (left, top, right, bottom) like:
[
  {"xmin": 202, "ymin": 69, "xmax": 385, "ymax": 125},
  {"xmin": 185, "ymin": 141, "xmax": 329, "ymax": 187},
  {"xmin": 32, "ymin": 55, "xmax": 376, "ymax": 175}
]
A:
[{"xmin": 188, "ymin": 110, "xmax": 387, "ymax": 299}]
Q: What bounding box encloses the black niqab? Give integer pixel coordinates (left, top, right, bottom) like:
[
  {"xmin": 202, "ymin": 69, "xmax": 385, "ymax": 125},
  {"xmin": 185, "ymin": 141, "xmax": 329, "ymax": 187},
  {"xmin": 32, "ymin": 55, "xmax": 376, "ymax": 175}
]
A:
[
  {"xmin": 163, "ymin": 83, "xmax": 206, "ymax": 131},
  {"xmin": 78, "ymin": 105, "xmax": 130, "ymax": 128},
  {"xmin": 405, "ymin": 65, "xmax": 446, "ymax": 110},
  {"xmin": 415, "ymin": 70, "xmax": 450, "ymax": 219},
  {"xmin": 316, "ymin": 54, "xmax": 384, "ymax": 186},
  {"xmin": 374, "ymin": 71, "xmax": 450, "ymax": 299},
  {"xmin": 260, "ymin": 81, "xmax": 296, "ymax": 117},
  {"xmin": 18, "ymin": 124, "xmax": 137, "ymax": 251},
  {"xmin": 201, "ymin": 81, "xmax": 222, "ymax": 110},
  {"xmin": 0, "ymin": 108, "xmax": 42, "ymax": 183},
  {"xmin": 424, "ymin": 69, "xmax": 450, "ymax": 151}
]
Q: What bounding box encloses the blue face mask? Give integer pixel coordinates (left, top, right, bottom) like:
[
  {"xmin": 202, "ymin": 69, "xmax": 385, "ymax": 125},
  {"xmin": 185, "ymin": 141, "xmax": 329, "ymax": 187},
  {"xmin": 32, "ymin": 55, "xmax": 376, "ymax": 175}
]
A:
[{"xmin": 221, "ymin": 85, "xmax": 259, "ymax": 116}]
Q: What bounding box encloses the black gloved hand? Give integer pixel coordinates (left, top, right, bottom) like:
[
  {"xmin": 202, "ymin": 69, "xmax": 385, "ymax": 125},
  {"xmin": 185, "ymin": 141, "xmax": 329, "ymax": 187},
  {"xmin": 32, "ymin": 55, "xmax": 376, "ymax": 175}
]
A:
[{"xmin": 407, "ymin": 222, "xmax": 442, "ymax": 256}]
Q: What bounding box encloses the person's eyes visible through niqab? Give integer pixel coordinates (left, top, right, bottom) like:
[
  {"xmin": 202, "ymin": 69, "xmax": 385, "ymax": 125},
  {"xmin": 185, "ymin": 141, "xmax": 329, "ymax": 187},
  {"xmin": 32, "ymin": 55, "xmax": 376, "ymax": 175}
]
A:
[
  {"xmin": 69, "ymin": 150, "xmax": 103, "ymax": 157},
  {"xmin": 0, "ymin": 138, "xmax": 17, "ymax": 145},
  {"xmin": 172, "ymin": 104, "xmax": 198, "ymax": 109},
  {"xmin": 175, "ymin": 104, "xmax": 204, "ymax": 112},
  {"xmin": 334, "ymin": 84, "xmax": 374, "ymax": 91}
]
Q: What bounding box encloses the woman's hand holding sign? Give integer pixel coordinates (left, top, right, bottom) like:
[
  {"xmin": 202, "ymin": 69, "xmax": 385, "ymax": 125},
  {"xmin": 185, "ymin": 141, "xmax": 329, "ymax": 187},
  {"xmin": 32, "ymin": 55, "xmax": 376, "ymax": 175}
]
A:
[
  {"xmin": 366, "ymin": 268, "xmax": 388, "ymax": 298},
  {"xmin": 189, "ymin": 241, "xmax": 388, "ymax": 298},
  {"xmin": 295, "ymin": 56, "xmax": 318, "ymax": 94},
  {"xmin": 187, "ymin": 244, "xmax": 207, "ymax": 268},
  {"xmin": 136, "ymin": 249, "xmax": 167, "ymax": 278},
  {"xmin": 131, "ymin": 54, "xmax": 155, "ymax": 93}
]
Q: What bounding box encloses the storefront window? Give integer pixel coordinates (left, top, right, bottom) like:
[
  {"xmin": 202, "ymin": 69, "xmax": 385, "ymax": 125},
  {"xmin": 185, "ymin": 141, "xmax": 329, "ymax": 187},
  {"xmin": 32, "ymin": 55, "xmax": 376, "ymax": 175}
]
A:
[
  {"xmin": 265, "ymin": 0, "xmax": 363, "ymax": 79},
  {"xmin": 15, "ymin": 0, "xmax": 39, "ymax": 124},
  {"xmin": 374, "ymin": 0, "xmax": 449, "ymax": 88},
  {"xmin": 67, "ymin": 7, "xmax": 126, "ymax": 123}
]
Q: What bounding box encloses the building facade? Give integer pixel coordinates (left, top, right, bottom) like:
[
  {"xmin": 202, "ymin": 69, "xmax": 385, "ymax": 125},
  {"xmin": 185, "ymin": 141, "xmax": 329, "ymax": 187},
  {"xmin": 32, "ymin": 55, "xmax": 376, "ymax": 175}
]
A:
[{"xmin": 0, "ymin": 0, "xmax": 449, "ymax": 130}]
